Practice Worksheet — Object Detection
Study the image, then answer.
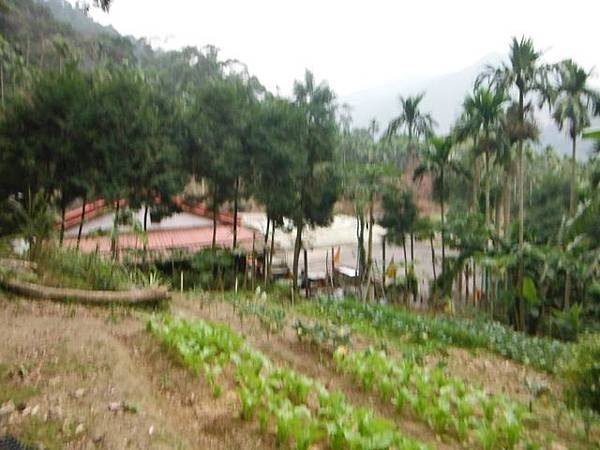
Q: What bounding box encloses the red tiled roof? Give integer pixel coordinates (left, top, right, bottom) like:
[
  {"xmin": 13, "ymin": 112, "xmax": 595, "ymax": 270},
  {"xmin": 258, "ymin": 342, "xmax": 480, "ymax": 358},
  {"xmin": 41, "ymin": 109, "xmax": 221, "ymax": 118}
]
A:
[
  {"xmin": 62, "ymin": 198, "xmax": 241, "ymax": 230},
  {"xmin": 63, "ymin": 225, "xmax": 257, "ymax": 255}
]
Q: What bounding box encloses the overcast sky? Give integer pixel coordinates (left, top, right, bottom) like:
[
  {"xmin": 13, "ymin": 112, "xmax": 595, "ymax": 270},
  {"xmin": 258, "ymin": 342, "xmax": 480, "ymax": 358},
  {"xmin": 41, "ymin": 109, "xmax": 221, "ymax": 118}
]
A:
[{"xmin": 89, "ymin": 0, "xmax": 600, "ymax": 96}]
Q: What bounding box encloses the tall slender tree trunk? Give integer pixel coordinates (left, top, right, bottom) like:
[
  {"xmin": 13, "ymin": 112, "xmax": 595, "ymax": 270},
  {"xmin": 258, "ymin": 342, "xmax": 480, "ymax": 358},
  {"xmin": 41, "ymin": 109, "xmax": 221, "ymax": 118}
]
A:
[
  {"xmin": 111, "ymin": 201, "xmax": 120, "ymax": 260},
  {"xmin": 40, "ymin": 37, "xmax": 45, "ymax": 68},
  {"xmin": 365, "ymin": 199, "xmax": 374, "ymax": 302},
  {"xmin": 410, "ymin": 233, "xmax": 414, "ymax": 262},
  {"xmin": 269, "ymin": 222, "xmax": 275, "ymax": 280},
  {"xmin": 357, "ymin": 214, "xmax": 366, "ymax": 279},
  {"xmin": 292, "ymin": 221, "xmax": 303, "ymax": 297},
  {"xmin": 303, "ymin": 248, "xmax": 309, "ymax": 298},
  {"xmin": 472, "ymin": 137, "xmax": 480, "ymax": 212},
  {"xmin": 440, "ymin": 167, "xmax": 446, "ymax": 268},
  {"xmin": 472, "ymin": 261, "xmax": 477, "ymax": 305},
  {"xmin": 568, "ymin": 137, "xmax": 577, "ymax": 215},
  {"xmin": 212, "ymin": 205, "xmax": 217, "ymax": 251},
  {"xmin": 0, "ymin": 64, "xmax": 4, "ymax": 110},
  {"xmin": 564, "ymin": 136, "xmax": 578, "ymax": 309},
  {"xmin": 495, "ymin": 190, "xmax": 502, "ymax": 240},
  {"xmin": 232, "ymin": 177, "xmax": 239, "ymax": 249},
  {"xmin": 26, "ymin": 36, "xmax": 30, "ymax": 67},
  {"xmin": 143, "ymin": 205, "xmax": 149, "ymax": 262},
  {"xmin": 485, "ymin": 149, "xmax": 491, "ymax": 226},
  {"xmin": 503, "ymin": 162, "xmax": 513, "ymax": 237},
  {"xmin": 430, "ymin": 235, "xmax": 436, "ymax": 283},
  {"xmin": 263, "ymin": 216, "xmax": 270, "ymax": 286},
  {"xmin": 402, "ymin": 236, "xmax": 408, "ymax": 281},
  {"xmin": 517, "ymin": 90, "xmax": 526, "ymax": 331},
  {"xmin": 211, "ymin": 184, "xmax": 218, "ymax": 251},
  {"xmin": 143, "ymin": 205, "xmax": 149, "ymax": 232},
  {"xmin": 76, "ymin": 195, "xmax": 87, "ymax": 251},
  {"xmin": 59, "ymin": 202, "xmax": 66, "ymax": 247}
]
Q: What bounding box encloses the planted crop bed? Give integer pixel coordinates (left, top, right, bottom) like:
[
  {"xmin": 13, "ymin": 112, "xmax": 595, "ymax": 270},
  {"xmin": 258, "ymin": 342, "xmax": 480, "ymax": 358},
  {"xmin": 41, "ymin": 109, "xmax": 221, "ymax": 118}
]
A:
[
  {"xmin": 147, "ymin": 315, "xmax": 430, "ymax": 450},
  {"xmin": 334, "ymin": 347, "xmax": 531, "ymax": 449},
  {"xmin": 301, "ymin": 297, "xmax": 565, "ymax": 372}
]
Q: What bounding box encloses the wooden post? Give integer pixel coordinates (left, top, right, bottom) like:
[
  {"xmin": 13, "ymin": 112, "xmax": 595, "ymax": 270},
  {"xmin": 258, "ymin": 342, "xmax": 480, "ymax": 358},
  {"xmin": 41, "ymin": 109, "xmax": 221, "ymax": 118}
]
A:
[
  {"xmin": 303, "ymin": 247, "xmax": 308, "ymax": 298},
  {"xmin": 180, "ymin": 271, "xmax": 184, "ymax": 293}
]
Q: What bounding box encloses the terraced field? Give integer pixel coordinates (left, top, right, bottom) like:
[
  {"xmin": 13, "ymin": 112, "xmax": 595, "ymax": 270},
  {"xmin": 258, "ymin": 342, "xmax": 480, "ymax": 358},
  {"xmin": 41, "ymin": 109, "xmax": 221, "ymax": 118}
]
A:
[{"xmin": 0, "ymin": 292, "xmax": 597, "ymax": 449}]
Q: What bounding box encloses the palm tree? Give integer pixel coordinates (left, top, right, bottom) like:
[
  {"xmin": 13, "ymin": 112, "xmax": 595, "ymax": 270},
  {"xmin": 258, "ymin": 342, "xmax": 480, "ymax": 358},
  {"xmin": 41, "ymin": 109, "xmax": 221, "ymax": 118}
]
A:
[
  {"xmin": 550, "ymin": 60, "xmax": 600, "ymax": 216},
  {"xmin": 454, "ymin": 100, "xmax": 482, "ymax": 213},
  {"xmin": 497, "ymin": 102, "xmax": 539, "ymax": 236},
  {"xmin": 548, "ymin": 59, "xmax": 600, "ymax": 308},
  {"xmin": 384, "ymin": 92, "xmax": 436, "ymax": 165},
  {"xmin": 478, "ymin": 36, "xmax": 547, "ymax": 330},
  {"xmin": 414, "ymin": 135, "xmax": 462, "ymax": 267},
  {"xmin": 461, "ymin": 87, "xmax": 507, "ymax": 225},
  {"xmin": 385, "ymin": 93, "xmax": 435, "ymax": 262}
]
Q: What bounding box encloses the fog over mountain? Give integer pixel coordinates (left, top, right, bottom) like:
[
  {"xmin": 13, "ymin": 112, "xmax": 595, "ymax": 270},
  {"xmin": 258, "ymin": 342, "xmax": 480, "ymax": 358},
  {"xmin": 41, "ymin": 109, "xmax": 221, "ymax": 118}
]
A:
[
  {"xmin": 42, "ymin": 2, "xmax": 598, "ymax": 158},
  {"xmin": 340, "ymin": 54, "xmax": 598, "ymax": 158}
]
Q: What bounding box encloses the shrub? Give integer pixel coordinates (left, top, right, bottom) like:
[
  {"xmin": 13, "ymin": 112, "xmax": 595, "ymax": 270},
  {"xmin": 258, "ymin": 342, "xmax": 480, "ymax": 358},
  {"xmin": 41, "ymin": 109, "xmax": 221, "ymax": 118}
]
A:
[
  {"xmin": 35, "ymin": 247, "xmax": 131, "ymax": 290},
  {"xmin": 561, "ymin": 333, "xmax": 600, "ymax": 414},
  {"xmin": 189, "ymin": 248, "xmax": 241, "ymax": 290},
  {"xmin": 541, "ymin": 305, "xmax": 581, "ymax": 342}
]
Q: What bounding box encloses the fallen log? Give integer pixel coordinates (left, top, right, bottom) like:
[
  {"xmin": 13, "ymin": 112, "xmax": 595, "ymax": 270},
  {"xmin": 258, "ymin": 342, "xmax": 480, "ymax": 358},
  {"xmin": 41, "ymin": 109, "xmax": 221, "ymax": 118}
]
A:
[{"xmin": 0, "ymin": 277, "xmax": 169, "ymax": 305}]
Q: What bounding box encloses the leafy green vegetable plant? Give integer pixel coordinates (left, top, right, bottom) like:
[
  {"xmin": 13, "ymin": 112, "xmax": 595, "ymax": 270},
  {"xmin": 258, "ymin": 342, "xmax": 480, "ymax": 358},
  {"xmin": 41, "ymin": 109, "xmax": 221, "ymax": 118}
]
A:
[
  {"xmin": 334, "ymin": 347, "xmax": 529, "ymax": 449},
  {"xmin": 147, "ymin": 315, "xmax": 430, "ymax": 450}
]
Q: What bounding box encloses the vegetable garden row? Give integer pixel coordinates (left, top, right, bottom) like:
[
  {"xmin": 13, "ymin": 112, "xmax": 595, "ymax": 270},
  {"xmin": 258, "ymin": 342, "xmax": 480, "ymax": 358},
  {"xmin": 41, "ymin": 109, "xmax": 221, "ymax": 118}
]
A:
[
  {"xmin": 148, "ymin": 316, "xmax": 429, "ymax": 450},
  {"xmin": 147, "ymin": 311, "xmax": 554, "ymax": 449},
  {"xmin": 299, "ymin": 297, "xmax": 566, "ymax": 373}
]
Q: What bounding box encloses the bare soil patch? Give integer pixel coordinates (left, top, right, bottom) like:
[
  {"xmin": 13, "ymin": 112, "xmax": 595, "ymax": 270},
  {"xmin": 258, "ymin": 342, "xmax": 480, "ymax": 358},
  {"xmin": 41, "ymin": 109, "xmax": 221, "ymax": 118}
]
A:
[{"xmin": 0, "ymin": 295, "xmax": 271, "ymax": 450}]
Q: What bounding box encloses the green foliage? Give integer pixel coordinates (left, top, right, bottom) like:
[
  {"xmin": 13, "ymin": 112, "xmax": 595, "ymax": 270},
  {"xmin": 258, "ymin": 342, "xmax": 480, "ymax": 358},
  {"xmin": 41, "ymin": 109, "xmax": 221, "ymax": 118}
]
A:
[
  {"xmin": 379, "ymin": 188, "xmax": 417, "ymax": 246},
  {"xmin": 249, "ymin": 96, "xmax": 306, "ymax": 224},
  {"xmin": 0, "ymin": 64, "xmax": 95, "ymax": 205},
  {"xmin": 147, "ymin": 316, "xmax": 429, "ymax": 450},
  {"xmin": 292, "ymin": 70, "xmax": 340, "ymax": 229},
  {"xmin": 5, "ymin": 190, "xmax": 56, "ymax": 259},
  {"xmin": 34, "ymin": 247, "xmax": 131, "ymax": 290},
  {"xmin": 384, "ymin": 92, "xmax": 435, "ymax": 166},
  {"xmin": 301, "ymin": 297, "xmax": 566, "ymax": 372},
  {"xmin": 561, "ymin": 333, "xmax": 600, "ymax": 414},
  {"xmin": 236, "ymin": 292, "xmax": 287, "ymax": 339},
  {"xmin": 334, "ymin": 347, "xmax": 529, "ymax": 448},
  {"xmin": 542, "ymin": 305, "xmax": 582, "ymax": 342},
  {"xmin": 184, "ymin": 76, "xmax": 257, "ymax": 218},
  {"xmin": 292, "ymin": 319, "xmax": 351, "ymax": 351},
  {"xmin": 189, "ymin": 248, "xmax": 237, "ymax": 290}
]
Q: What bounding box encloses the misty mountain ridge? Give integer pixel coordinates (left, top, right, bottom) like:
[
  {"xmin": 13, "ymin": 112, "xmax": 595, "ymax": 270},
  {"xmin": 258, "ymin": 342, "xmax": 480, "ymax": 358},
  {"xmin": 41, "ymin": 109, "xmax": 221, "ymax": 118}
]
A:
[
  {"xmin": 41, "ymin": 0, "xmax": 119, "ymax": 37},
  {"xmin": 39, "ymin": 1, "xmax": 597, "ymax": 158},
  {"xmin": 341, "ymin": 54, "xmax": 598, "ymax": 158}
]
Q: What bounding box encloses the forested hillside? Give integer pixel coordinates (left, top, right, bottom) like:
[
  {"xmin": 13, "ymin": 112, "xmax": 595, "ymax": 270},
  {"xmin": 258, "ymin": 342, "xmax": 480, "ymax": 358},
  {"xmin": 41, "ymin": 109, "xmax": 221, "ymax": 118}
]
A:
[{"xmin": 0, "ymin": 2, "xmax": 599, "ymax": 448}]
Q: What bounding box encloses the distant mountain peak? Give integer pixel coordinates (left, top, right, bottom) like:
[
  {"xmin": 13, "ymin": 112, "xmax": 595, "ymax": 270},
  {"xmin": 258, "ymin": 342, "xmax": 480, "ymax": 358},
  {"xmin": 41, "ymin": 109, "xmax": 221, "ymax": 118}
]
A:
[{"xmin": 340, "ymin": 53, "xmax": 593, "ymax": 157}]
